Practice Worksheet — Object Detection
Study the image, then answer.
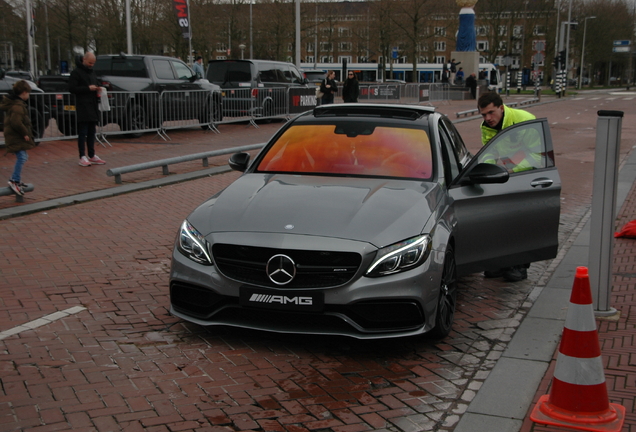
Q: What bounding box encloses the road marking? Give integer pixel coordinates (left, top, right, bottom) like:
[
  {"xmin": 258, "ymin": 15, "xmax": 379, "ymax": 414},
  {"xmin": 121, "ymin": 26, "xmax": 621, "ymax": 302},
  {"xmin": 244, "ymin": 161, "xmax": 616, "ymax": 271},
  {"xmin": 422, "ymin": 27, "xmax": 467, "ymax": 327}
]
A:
[{"xmin": 0, "ymin": 306, "xmax": 86, "ymax": 340}]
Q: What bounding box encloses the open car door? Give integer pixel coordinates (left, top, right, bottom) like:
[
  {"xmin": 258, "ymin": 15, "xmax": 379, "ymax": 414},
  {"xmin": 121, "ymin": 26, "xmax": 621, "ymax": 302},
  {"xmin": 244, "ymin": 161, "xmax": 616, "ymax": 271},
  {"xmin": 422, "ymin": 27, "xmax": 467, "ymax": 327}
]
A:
[{"xmin": 449, "ymin": 118, "xmax": 561, "ymax": 276}]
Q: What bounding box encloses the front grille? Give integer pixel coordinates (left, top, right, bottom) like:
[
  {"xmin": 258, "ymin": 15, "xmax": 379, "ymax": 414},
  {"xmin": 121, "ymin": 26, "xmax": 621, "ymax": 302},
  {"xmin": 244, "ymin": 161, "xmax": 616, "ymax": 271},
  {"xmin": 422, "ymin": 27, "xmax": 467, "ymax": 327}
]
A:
[{"xmin": 212, "ymin": 244, "xmax": 362, "ymax": 288}]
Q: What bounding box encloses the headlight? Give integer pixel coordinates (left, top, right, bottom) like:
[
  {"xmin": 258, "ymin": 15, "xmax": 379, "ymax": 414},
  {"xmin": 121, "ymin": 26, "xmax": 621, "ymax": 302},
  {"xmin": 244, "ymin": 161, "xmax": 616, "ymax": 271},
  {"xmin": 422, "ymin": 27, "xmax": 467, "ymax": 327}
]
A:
[
  {"xmin": 366, "ymin": 235, "xmax": 432, "ymax": 277},
  {"xmin": 177, "ymin": 220, "xmax": 213, "ymax": 265}
]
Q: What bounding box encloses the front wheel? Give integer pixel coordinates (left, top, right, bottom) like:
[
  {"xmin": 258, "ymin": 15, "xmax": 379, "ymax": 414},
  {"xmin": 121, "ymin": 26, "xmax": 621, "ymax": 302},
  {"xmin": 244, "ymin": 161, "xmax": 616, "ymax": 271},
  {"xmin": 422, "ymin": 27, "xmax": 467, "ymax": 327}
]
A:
[
  {"xmin": 428, "ymin": 244, "xmax": 457, "ymax": 340},
  {"xmin": 124, "ymin": 103, "xmax": 146, "ymax": 138},
  {"xmin": 30, "ymin": 107, "xmax": 46, "ymax": 139}
]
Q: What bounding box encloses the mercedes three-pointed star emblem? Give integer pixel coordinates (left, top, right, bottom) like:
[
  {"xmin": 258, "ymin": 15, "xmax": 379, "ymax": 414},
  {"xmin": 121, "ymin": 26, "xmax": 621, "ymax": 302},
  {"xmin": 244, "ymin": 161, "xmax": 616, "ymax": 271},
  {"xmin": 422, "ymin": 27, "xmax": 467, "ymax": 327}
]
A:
[{"xmin": 266, "ymin": 254, "xmax": 297, "ymax": 285}]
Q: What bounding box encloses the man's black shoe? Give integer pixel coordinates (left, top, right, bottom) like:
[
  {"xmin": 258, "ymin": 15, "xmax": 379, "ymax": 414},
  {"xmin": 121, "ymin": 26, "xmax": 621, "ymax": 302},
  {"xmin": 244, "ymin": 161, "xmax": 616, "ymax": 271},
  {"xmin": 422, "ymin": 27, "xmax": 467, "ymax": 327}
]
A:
[
  {"xmin": 484, "ymin": 269, "xmax": 504, "ymax": 278},
  {"xmin": 503, "ymin": 266, "xmax": 527, "ymax": 282}
]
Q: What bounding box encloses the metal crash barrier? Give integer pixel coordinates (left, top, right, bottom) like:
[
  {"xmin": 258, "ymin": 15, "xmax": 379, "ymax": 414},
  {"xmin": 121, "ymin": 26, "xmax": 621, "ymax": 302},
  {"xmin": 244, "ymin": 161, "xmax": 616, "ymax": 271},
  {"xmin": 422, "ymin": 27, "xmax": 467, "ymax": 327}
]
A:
[
  {"xmin": 106, "ymin": 143, "xmax": 265, "ymax": 184},
  {"xmin": 2, "ymin": 83, "xmax": 467, "ymax": 146},
  {"xmin": 158, "ymin": 89, "xmax": 222, "ymax": 138}
]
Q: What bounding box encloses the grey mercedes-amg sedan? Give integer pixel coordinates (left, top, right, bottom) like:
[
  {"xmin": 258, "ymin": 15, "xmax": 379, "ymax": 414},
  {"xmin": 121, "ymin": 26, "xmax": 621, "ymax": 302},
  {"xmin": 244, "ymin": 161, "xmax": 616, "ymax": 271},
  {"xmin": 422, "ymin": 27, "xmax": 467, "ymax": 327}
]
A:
[{"xmin": 169, "ymin": 104, "xmax": 560, "ymax": 339}]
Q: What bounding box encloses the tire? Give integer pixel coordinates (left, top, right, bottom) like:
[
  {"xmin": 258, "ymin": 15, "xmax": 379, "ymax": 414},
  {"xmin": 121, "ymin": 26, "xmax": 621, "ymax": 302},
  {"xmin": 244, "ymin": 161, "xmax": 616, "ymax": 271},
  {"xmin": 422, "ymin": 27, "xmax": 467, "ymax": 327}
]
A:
[
  {"xmin": 30, "ymin": 107, "xmax": 46, "ymax": 139},
  {"xmin": 428, "ymin": 244, "xmax": 458, "ymax": 340},
  {"xmin": 259, "ymin": 100, "xmax": 274, "ymax": 123},
  {"xmin": 213, "ymin": 98, "xmax": 223, "ymax": 123},
  {"xmin": 125, "ymin": 103, "xmax": 146, "ymax": 138},
  {"xmin": 57, "ymin": 115, "xmax": 77, "ymax": 136}
]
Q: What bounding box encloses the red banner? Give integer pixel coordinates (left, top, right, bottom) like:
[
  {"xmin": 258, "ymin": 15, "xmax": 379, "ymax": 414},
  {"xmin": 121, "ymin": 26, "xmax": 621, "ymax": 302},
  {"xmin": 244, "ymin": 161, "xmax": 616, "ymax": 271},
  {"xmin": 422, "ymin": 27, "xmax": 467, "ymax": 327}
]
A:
[{"xmin": 172, "ymin": 0, "xmax": 191, "ymax": 39}]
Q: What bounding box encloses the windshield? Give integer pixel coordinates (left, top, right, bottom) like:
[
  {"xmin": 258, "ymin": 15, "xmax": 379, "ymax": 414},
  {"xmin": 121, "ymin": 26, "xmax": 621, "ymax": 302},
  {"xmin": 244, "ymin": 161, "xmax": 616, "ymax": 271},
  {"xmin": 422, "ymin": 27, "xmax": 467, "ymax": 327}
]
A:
[{"xmin": 256, "ymin": 124, "xmax": 433, "ymax": 180}]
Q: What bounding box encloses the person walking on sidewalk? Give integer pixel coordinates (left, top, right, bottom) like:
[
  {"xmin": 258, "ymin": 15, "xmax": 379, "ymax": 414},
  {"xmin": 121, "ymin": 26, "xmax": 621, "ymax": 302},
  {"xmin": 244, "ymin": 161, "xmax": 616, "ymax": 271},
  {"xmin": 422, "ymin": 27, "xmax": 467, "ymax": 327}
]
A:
[
  {"xmin": 478, "ymin": 91, "xmax": 536, "ymax": 282},
  {"xmin": 68, "ymin": 52, "xmax": 106, "ymax": 167},
  {"xmin": 1, "ymin": 80, "xmax": 35, "ymax": 196}
]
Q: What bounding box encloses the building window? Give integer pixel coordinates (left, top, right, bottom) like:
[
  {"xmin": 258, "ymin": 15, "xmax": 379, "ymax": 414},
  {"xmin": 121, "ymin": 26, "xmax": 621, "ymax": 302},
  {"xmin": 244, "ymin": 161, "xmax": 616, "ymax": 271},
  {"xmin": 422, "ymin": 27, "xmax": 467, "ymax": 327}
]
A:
[
  {"xmin": 320, "ymin": 42, "xmax": 333, "ymax": 52},
  {"xmin": 215, "ymin": 55, "xmax": 227, "ymax": 60},
  {"xmin": 498, "ymin": 26, "xmax": 507, "ymax": 36},
  {"xmin": 216, "ymin": 42, "xmax": 227, "ymax": 52},
  {"xmin": 434, "ymin": 41, "xmax": 446, "ymax": 51},
  {"xmin": 436, "ymin": 56, "xmax": 446, "ymax": 64},
  {"xmin": 339, "ymin": 42, "xmax": 352, "ymax": 52},
  {"xmin": 434, "ymin": 27, "xmax": 446, "ymax": 37},
  {"xmin": 513, "ymin": 25, "xmax": 523, "ymax": 37},
  {"xmin": 477, "ymin": 26, "xmax": 488, "ymax": 36},
  {"xmin": 533, "ymin": 25, "xmax": 546, "ymax": 36},
  {"xmin": 477, "ymin": 41, "xmax": 489, "ymax": 51},
  {"xmin": 306, "ymin": 56, "xmax": 315, "ymax": 63},
  {"xmin": 338, "ymin": 55, "xmax": 352, "ymax": 63},
  {"xmin": 339, "ymin": 27, "xmax": 350, "ymax": 37},
  {"xmin": 306, "ymin": 42, "xmax": 314, "ymax": 53},
  {"xmin": 287, "ymin": 43, "xmax": 293, "ymax": 52},
  {"xmin": 320, "ymin": 55, "xmax": 333, "ymax": 63}
]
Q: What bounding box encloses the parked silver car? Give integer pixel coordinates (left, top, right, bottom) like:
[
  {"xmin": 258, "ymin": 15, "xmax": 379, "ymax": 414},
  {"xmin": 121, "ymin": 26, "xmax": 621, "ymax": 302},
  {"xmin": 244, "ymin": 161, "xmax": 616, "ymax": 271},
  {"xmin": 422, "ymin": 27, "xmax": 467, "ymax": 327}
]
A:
[{"xmin": 170, "ymin": 104, "xmax": 561, "ymax": 339}]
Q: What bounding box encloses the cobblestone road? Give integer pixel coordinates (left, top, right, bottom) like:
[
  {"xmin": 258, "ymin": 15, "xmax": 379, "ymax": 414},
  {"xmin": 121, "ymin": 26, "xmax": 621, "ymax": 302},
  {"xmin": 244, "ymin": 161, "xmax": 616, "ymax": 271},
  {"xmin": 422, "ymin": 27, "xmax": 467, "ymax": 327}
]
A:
[{"xmin": 1, "ymin": 92, "xmax": 635, "ymax": 432}]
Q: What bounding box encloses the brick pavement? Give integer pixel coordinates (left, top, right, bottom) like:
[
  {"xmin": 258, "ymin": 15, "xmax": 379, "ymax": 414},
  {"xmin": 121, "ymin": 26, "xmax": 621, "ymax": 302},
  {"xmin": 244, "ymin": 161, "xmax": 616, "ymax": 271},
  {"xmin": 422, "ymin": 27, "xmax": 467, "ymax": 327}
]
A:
[{"xmin": 0, "ymin": 93, "xmax": 635, "ymax": 432}]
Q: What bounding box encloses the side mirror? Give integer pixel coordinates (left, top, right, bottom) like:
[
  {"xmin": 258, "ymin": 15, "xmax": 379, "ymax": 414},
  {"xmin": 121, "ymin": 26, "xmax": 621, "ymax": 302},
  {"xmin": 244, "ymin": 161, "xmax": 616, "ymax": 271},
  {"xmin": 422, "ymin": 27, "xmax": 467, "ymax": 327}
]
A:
[
  {"xmin": 229, "ymin": 152, "xmax": 250, "ymax": 172},
  {"xmin": 466, "ymin": 163, "xmax": 509, "ymax": 184}
]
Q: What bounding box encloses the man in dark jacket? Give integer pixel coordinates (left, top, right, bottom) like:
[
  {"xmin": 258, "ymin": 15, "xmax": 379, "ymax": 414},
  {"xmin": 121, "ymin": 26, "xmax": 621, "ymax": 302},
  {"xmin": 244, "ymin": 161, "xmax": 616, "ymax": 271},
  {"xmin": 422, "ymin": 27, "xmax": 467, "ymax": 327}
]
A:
[
  {"xmin": 342, "ymin": 71, "xmax": 359, "ymax": 103},
  {"xmin": 465, "ymin": 73, "xmax": 477, "ymax": 99},
  {"xmin": 320, "ymin": 70, "xmax": 338, "ymax": 105},
  {"xmin": 68, "ymin": 52, "xmax": 106, "ymax": 166}
]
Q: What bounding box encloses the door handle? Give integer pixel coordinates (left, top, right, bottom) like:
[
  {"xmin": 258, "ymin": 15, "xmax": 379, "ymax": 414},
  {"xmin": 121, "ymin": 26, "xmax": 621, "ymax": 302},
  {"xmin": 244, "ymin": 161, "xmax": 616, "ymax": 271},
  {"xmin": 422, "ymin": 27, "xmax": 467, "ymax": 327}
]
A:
[{"xmin": 530, "ymin": 178, "xmax": 553, "ymax": 188}]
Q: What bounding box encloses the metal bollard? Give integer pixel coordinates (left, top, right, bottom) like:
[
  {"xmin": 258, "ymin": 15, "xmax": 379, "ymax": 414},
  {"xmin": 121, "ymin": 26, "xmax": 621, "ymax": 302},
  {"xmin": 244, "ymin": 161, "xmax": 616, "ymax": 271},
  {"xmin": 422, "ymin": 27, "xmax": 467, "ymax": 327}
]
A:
[{"xmin": 588, "ymin": 110, "xmax": 624, "ymax": 316}]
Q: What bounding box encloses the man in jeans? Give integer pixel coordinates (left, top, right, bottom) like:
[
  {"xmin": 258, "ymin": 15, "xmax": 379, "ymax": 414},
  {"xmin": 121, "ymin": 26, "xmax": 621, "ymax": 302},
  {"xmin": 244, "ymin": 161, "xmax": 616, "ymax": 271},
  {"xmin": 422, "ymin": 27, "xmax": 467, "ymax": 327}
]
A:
[{"xmin": 68, "ymin": 52, "xmax": 106, "ymax": 167}]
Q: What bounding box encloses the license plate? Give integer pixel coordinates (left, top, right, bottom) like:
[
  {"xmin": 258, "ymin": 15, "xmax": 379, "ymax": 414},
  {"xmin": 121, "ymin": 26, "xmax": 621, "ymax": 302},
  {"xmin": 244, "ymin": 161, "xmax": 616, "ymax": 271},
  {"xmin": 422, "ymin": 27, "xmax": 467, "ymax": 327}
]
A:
[
  {"xmin": 64, "ymin": 105, "xmax": 76, "ymax": 111},
  {"xmin": 240, "ymin": 286, "xmax": 324, "ymax": 312}
]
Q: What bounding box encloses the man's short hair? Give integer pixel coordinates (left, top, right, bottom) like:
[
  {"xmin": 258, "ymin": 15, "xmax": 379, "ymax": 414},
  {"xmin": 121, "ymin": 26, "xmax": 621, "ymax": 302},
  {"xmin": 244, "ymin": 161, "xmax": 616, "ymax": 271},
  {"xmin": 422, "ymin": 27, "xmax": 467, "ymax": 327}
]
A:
[
  {"xmin": 478, "ymin": 92, "xmax": 503, "ymax": 109},
  {"xmin": 196, "ymin": 56, "xmax": 202, "ymax": 61},
  {"xmin": 12, "ymin": 80, "xmax": 31, "ymax": 96}
]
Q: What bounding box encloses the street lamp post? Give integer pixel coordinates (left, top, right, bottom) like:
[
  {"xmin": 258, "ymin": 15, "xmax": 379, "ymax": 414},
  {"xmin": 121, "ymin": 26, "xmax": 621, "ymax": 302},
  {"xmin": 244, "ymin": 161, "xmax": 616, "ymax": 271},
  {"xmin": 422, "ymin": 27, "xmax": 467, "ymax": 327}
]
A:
[
  {"xmin": 579, "ymin": 16, "xmax": 596, "ymax": 90},
  {"xmin": 239, "ymin": 43, "xmax": 246, "ymax": 60}
]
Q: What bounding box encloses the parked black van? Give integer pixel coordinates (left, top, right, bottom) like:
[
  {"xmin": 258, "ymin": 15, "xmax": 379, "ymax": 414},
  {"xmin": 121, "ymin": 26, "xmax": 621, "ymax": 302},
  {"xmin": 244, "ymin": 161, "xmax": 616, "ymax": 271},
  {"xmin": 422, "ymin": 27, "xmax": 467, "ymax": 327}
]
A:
[{"xmin": 206, "ymin": 60, "xmax": 308, "ymax": 118}]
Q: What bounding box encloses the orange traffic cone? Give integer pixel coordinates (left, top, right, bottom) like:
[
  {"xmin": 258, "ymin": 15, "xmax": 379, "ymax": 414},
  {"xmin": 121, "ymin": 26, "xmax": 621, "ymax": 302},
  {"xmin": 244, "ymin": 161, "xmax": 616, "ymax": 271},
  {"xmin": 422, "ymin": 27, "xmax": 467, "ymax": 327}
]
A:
[{"xmin": 530, "ymin": 266, "xmax": 625, "ymax": 432}]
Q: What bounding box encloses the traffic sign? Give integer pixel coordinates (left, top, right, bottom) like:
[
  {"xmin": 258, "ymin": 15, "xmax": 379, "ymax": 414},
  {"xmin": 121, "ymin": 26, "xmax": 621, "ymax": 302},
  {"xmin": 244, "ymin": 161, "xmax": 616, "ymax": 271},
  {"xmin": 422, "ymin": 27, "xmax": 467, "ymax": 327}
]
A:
[
  {"xmin": 613, "ymin": 40, "xmax": 631, "ymax": 46},
  {"xmin": 613, "ymin": 47, "xmax": 630, "ymax": 53}
]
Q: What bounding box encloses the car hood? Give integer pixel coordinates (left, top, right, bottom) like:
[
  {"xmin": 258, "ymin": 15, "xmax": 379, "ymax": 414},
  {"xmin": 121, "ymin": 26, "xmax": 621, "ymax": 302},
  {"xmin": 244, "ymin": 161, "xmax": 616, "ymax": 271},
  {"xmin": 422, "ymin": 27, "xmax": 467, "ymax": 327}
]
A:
[{"xmin": 188, "ymin": 173, "xmax": 442, "ymax": 247}]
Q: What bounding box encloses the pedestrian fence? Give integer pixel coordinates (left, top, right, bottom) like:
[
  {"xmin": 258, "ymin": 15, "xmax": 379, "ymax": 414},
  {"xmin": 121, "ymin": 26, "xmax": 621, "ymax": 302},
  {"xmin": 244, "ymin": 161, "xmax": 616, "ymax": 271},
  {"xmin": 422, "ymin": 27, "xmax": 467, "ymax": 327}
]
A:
[
  {"xmin": 106, "ymin": 143, "xmax": 265, "ymax": 184},
  {"xmin": 2, "ymin": 83, "xmax": 448, "ymax": 146}
]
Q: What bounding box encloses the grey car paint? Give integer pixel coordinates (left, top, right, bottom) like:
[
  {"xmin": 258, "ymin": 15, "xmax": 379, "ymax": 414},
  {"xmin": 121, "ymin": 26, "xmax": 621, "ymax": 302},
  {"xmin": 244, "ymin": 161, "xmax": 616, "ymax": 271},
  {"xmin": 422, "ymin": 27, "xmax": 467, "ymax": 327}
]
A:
[{"xmin": 169, "ymin": 105, "xmax": 561, "ymax": 339}]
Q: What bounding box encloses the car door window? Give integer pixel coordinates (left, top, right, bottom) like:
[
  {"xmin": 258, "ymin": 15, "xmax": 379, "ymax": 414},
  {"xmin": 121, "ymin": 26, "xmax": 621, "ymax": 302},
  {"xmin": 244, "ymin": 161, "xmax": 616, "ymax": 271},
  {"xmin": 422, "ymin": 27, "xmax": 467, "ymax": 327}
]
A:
[
  {"xmin": 154, "ymin": 60, "xmax": 175, "ymax": 80},
  {"xmin": 280, "ymin": 66, "xmax": 292, "ymax": 84},
  {"xmin": 440, "ymin": 116, "xmax": 469, "ymax": 162},
  {"xmin": 172, "ymin": 61, "xmax": 193, "ymax": 80},
  {"xmin": 290, "ymin": 67, "xmax": 304, "ymax": 84},
  {"xmin": 476, "ymin": 120, "xmax": 550, "ymax": 173},
  {"xmin": 438, "ymin": 124, "xmax": 460, "ymax": 181}
]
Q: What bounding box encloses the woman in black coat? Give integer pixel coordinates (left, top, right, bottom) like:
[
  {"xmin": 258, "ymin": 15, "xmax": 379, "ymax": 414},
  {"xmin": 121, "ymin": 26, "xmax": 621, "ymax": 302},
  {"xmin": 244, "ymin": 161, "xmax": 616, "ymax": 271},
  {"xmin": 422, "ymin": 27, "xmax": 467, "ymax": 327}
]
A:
[{"xmin": 342, "ymin": 71, "xmax": 359, "ymax": 103}]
